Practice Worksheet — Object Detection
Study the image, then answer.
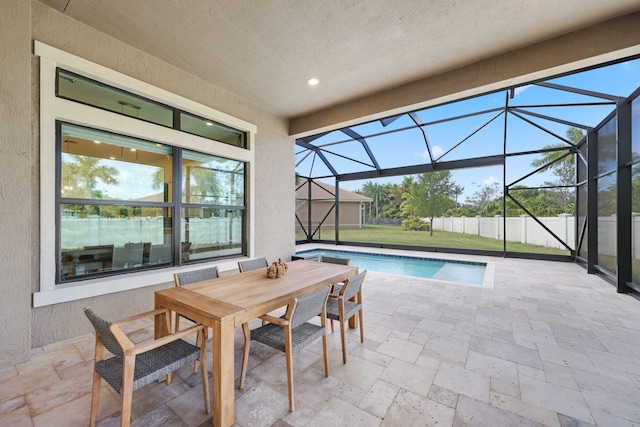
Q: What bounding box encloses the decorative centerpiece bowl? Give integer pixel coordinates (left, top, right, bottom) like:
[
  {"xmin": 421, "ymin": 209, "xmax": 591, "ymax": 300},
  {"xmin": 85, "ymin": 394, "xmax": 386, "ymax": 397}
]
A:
[{"xmin": 267, "ymin": 259, "xmax": 288, "ymax": 278}]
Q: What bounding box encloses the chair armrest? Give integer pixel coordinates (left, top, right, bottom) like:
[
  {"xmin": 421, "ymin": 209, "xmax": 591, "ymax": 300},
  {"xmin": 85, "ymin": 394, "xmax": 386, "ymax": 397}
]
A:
[
  {"xmin": 127, "ymin": 323, "xmax": 205, "ymax": 356},
  {"xmin": 259, "ymin": 314, "xmax": 289, "ymax": 325},
  {"xmin": 116, "ymin": 308, "xmax": 170, "ymax": 324}
]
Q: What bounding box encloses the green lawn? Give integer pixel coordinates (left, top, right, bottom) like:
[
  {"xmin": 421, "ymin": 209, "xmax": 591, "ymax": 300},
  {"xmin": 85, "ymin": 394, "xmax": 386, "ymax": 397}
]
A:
[{"xmin": 296, "ymin": 224, "xmax": 570, "ymax": 255}]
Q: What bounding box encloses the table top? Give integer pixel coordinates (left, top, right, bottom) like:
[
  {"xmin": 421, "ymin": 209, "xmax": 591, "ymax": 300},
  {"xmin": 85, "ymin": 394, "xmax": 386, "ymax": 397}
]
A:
[{"xmin": 155, "ymin": 260, "xmax": 358, "ymax": 326}]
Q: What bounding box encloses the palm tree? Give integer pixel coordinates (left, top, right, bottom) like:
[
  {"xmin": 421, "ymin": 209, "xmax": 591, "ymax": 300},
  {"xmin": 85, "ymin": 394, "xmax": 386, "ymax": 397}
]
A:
[
  {"xmin": 530, "ymin": 127, "xmax": 583, "ymax": 185},
  {"xmin": 529, "ymin": 127, "xmax": 583, "ymax": 213},
  {"xmin": 61, "ymin": 154, "xmax": 119, "ymax": 199},
  {"xmin": 362, "ymin": 181, "xmax": 387, "ymax": 223}
]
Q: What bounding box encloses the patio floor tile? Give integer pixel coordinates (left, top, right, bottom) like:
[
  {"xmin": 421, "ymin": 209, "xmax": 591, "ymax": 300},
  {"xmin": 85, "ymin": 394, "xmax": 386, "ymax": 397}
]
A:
[{"xmin": 3, "ymin": 247, "xmax": 640, "ymax": 426}]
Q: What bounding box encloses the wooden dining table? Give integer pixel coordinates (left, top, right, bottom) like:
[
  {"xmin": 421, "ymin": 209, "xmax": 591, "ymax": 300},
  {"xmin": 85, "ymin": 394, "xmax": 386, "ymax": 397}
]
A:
[{"xmin": 154, "ymin": 259, "xmax": 358, "ymax": 427}]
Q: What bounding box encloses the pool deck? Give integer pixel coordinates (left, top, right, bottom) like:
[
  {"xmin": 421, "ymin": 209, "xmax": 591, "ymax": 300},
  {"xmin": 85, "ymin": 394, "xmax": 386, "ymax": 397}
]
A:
[{"xmin": 2, "ymin": 245, "xmax": 639, "ymax": 426}]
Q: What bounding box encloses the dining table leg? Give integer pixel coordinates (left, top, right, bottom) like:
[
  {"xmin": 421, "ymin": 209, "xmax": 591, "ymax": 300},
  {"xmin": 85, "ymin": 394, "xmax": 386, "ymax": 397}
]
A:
[
  {"xmin": 212, "ymin": 317, "xmax": 235, "ymax": 427},
  {"xmin": 348, "ymin": 295, "xmax": 358, "ymax": 328}
]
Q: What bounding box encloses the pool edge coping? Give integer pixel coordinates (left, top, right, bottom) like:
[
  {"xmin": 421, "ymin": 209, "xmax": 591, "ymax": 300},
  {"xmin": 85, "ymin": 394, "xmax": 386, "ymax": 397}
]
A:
[{"xmin": 295, "ymin": 243, "xmax": 496, "ymax": 290}]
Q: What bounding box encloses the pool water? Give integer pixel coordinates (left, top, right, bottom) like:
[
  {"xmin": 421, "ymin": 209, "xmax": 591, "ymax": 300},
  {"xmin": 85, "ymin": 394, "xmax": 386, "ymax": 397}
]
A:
[{"xmin": 296, "ymin": 249, "xmax": 487, "ymax": 286}]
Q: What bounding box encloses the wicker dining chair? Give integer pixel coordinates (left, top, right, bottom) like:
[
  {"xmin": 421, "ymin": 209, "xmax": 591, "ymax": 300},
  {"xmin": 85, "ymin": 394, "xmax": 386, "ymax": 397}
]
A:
[
  {"xmin": 174, "ymin": 265, "xmax": 220, "ymax": 286},
  {"xmin": 84, "ymin": 307, "xmax": 210, "ymax": 427},
  {"xmin": 325, "ymin": 269, "xmax": 367, "ymax": 364},
  {"xmin": 239, "ymin": 285, "xmax": 332, "ymax": 411},
  {"xmin": 238, "ymin": 257, "xmax": 269, "ymax": 272},
  {"xmin": 320, "ymin": 255, "xmax": 351, "ymax": 294},
  {"xmin": 174, "ymin": 266, "xmax": 220, "ymax": 372}
]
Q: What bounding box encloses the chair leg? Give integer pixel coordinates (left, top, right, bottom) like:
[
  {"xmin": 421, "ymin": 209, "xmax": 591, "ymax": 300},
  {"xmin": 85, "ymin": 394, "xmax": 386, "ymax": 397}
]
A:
[
  {"xmin": 239, "ymin": 322, "xmax": 251, "ymax": 389},
  {"xmin": 284, "ymin": 326, "xmax": 295, "ymax": 412},
  {"xmin": 89, "ymin": 370, "xmax": 102, "ymax": 427},
  {"xmin": 339, "ymin": 303, "xmax": 347, "ymax": 364},
  {"xmin": 198, "ymin": 328, "xmax": 211, "ymax": 414},
  {"xmin": 120, "ymin": 357, "xmax": 136, "ymax": 427},
  {"xmin": 322, "ymin": 332, "xmax": 330, "ymax": 377},
  {"xmin": 358, "ymin": 308, "xmax": 364, "ymax": 343}
]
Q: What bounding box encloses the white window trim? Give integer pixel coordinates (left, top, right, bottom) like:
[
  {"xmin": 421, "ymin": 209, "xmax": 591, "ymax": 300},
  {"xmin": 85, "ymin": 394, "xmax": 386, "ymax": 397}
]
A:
[{"xmin": 34, "ymin": 41, "xmax": 256, "ymax": 307}]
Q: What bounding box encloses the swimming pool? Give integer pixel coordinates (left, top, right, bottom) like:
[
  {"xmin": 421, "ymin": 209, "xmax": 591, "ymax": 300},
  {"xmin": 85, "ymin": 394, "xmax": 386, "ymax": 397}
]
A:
[{"xmin": 295, "ymin": 248, "xmax": 487, "ymax": 286}]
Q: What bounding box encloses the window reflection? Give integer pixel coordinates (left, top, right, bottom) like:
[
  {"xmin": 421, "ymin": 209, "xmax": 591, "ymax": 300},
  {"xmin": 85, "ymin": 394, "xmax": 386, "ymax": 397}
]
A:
[
  {"xmin": 61, "ymin": 123, "xmax": 172, "ymax": 202},
  {"xmin": 180, "ymin": 112, "xmax": 246, "ymax": 148},
  {"xmin": 181, "ymin": 208, "xmax": 243, "ymax": 260},
  {"xmin": 57, "ymin": 69, "xmax": 174, "ymax": 127},
  {"xmin": 59, "ymin": 205, "xmax": 173, "ymax": 279},
  {"xmin": 182, "ymin": 151, "xmax": 245, "ymax": 206}
]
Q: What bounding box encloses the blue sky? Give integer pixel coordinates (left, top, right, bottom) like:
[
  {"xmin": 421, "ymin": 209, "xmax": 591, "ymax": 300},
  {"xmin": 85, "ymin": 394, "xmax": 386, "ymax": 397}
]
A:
[
  {"xmin": 70, "ymin": 57, "xmax": 640, "ymax": 204},
  {"xmin": 296, "ymin": 57, "xmax": 640, "ymax": 202}
]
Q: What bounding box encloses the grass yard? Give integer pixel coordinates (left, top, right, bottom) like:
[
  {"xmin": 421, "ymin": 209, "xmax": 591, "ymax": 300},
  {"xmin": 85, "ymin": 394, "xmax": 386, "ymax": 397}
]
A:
[{"xmin": 296, "ymin": 224, "xmax": 570, "ymax": 255}]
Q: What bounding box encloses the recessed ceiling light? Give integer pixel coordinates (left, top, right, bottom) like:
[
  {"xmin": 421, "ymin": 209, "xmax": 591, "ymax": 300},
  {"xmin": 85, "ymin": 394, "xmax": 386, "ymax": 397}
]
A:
[
  {"xmin": 206, "ymin": 122, "xmax": 213, "ymax": 126},
  {"xmin": 307, "ymin": 78, "xmax": 319, "ymax": 86}
]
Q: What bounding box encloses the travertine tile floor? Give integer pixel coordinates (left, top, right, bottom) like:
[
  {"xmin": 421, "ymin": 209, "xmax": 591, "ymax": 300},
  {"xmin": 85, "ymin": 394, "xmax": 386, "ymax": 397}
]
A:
[{"xmin": 2, "ymin": 251, "xmax": 640, "ymax": 427}]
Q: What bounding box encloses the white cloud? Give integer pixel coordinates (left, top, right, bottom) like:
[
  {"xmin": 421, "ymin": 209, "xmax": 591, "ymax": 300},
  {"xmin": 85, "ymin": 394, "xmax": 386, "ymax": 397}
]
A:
[
  {"xmin": 514, "ymin": 85, "xmax": 531, "ymax": 96},
  {"xmin": 482, "ymin": 176, "xmax": 499, "ymax": 186},
  {"xmin": 416, "ymin": 145, "xmax": 444, "ymax": 159}
]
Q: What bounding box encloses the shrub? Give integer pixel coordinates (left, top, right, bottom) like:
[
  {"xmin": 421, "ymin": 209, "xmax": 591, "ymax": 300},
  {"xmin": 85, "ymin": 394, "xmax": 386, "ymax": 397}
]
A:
[{"xmin": 402, "ymin": 217, "xmax": 427, "ymax": 231}]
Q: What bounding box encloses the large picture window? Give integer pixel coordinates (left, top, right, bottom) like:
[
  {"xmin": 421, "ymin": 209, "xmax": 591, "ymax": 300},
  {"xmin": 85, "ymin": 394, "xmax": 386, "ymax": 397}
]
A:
[
  {"xmin": 35, "ymin": 41, "xmax": 255, "ymax": 306},
  {"xmin": 57, "ymin": 123, "xmax": 246, "ymax": 282}
]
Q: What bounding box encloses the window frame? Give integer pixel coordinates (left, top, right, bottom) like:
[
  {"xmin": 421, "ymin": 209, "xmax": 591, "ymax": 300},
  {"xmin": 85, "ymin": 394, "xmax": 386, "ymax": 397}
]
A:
[
  {"xmin": 34, "ymin": 41, "xmax": 256, "ymax": 307},
  {"xmin": 56, "ymin": 122, "xmax": 250, "ymax": 283}
]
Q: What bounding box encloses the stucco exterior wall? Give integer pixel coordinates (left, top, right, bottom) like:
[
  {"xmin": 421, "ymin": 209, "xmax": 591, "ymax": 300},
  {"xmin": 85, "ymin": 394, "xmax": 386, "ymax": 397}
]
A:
[
  {"xmin": 0, "ymin": 1, "xmax": 33, "ymax": 368},
  {"xmin": 3, "ymin": 1, "xmax": 640, "ymax": 369},
  {"xmin": 0, "ymin": 1, "xmax": 294, "ymax": 366}
]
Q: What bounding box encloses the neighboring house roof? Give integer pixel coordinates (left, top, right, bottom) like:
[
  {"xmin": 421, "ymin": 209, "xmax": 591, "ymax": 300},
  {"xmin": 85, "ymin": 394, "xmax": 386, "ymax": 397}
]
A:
[
  {"xmin": 295, "ymin": 181, "xmax": 372, "ymax": 202},
  {"xmin": 135, "ymin": 193, "xmax": 165, "ymax": 202}
]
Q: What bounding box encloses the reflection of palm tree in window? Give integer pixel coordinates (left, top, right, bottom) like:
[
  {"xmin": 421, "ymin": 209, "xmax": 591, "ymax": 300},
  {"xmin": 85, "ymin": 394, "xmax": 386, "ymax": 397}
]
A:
[
  {"xmin": 151, "ymin": 163, "xmax": 221, "ymax": 203},
  {"xmin": 183, "ymin": 163, "xmax": 221, "ymax": 204},
  {"xmin": 61, "ymin": 155, "xmax": 119, "ymax": 199},
  {"xmin": 150, "ymin": 169, "xmax": 166, "ymax": 194}
]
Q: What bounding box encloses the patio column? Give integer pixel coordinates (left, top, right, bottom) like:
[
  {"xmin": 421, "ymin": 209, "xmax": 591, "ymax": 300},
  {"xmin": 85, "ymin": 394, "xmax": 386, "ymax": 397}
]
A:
[{"xmin": 0, "ymin": 0, "xmax": 32, "ymax": 368}]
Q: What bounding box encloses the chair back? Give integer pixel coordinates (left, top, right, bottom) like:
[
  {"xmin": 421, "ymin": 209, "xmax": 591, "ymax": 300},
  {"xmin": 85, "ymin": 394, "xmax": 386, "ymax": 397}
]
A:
[
  {"xmin": 149, "ymin": 244, "xmax": 171, "ymax": 264},
  {"xmin": 142, "ymin": 242, "xmax": 152, "ymax": 264},
  {"xmin": 290, "ymin": 285, "xmax": 331, "ymax": 328},
  {"xmin": 341, "ymin": 270, "xmax": 367, "ymax": 301},
  {"xmin": 84, "ymin": 308, "xmax": 123, "ymax": 357},
  {"xmin": 174, "ymin": 266, "xmax": 220, "ymax": 286},
  {"xmin": 320, "ymin": 255, "xmax": 350, "ymax": 265},
  {"xmin": 112, "ymin": 242, "xmax": 144, "ymax": 269},
  {"xmin": 238, "ymin": 257, "xmax": 268, "ymax": 272}
]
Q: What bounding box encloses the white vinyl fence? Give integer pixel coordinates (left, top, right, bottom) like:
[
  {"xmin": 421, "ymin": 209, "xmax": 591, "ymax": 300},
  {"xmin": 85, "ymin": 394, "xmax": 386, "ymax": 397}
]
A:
[
  {"xmin": 430, "ymin": 214, "xmax": 640, "ymax": 258},
  {"xmin": 431, "ymin": 214, "xmax": 578, "ymax": 250},
  {"xmin": 61, "ymin": 216, "xmax": 242, "ymax": 248}
]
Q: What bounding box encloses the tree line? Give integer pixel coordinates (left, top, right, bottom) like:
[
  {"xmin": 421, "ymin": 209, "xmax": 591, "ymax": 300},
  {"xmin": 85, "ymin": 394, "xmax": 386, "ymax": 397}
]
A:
[{"xmin": 357, "ymin": 128, "xmax": 584, "ymax": 232}]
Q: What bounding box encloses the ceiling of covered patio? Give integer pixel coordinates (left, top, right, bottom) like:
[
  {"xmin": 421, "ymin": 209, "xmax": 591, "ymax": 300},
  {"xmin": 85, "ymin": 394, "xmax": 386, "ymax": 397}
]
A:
[{"xmin": 39, "ymin": 0, "xmax": 640, "ymax": 119}]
